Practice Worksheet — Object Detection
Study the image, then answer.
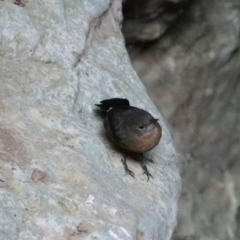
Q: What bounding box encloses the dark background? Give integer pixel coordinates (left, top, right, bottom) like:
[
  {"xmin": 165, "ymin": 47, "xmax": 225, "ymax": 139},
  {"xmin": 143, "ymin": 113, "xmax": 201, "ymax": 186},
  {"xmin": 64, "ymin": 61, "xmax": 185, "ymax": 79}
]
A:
[{"xmin": 122, "ymin": 0, "xmax": 240, "ymax": 239}]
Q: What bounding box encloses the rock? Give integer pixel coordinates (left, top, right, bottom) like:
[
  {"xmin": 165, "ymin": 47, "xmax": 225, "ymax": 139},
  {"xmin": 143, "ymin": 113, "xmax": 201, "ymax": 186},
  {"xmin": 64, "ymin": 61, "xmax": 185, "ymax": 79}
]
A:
[
  {"xmin": 124, "ymin": 0, "xmax": 240, "ymax": 239},
  {"xmin": 122, "ymin": 0, "xmax": 190, "ymax": 42},
  {"xmin": 0, "ymin": 0, "xmax": 180, "ymax": 239}
]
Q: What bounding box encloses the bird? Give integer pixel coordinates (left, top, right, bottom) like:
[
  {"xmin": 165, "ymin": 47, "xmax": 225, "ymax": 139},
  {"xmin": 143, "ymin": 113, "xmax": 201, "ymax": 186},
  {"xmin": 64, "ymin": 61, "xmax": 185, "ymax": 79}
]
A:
[{"xmin": 95, "ymin": 98, "xmax": 162, "ymax": 181}]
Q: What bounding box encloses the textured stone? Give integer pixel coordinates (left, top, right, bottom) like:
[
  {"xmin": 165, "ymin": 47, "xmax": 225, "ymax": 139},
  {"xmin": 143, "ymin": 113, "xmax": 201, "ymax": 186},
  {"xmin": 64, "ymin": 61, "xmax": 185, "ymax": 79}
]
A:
[
  {"xmin": 0, "ymin": 0, "xmax": 180, "ymax": 239},
  {"xmin": 122, "ymin": 0, "xmax": 190, "ymax": 42},
  {"xmin": 124, "ymin": 0, "xmax": 240, "ymax": 239}
]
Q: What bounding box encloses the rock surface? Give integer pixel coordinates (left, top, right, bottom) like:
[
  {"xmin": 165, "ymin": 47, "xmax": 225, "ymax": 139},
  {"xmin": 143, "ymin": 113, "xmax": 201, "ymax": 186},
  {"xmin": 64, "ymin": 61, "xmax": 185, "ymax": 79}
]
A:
[
  {"xmin": 0, "ymin": 0, "xmax": 180, "ymax": 239},
  {"xmin": 122, "ymin": 0, "xmax": 190, "ymax": 43},
  {"xmin": 123, "ymin": 0, "xmax": 240, "ymax": 239}
]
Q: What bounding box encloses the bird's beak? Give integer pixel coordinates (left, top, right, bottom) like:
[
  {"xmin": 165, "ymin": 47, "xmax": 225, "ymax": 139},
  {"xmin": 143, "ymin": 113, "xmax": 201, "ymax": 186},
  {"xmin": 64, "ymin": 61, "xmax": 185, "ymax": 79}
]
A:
[{"xmin": 151, "ymin": 118, "xmax": 159, "ymax": 123}]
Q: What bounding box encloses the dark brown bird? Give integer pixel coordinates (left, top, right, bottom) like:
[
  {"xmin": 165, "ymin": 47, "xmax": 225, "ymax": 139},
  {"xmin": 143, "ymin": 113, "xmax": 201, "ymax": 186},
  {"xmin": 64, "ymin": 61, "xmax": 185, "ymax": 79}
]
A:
[{"xmin": 96, "ymin": 98, "xmax": 162, "ymax": 180}]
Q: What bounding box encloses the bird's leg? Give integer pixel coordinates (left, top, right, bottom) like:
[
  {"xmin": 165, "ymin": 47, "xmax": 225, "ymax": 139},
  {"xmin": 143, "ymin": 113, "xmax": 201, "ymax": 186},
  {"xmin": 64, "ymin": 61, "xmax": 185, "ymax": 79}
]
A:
[
  {"xmin": 121, "ymin": 155, "xmax": 135, "ymax": 179},
  {"xmin": 140, "ymin": 153, "xmax": 154, "ymax": 181},
  {"xmin": 144, "ymin": 155, "xmax": 154, "ymax": 163}
]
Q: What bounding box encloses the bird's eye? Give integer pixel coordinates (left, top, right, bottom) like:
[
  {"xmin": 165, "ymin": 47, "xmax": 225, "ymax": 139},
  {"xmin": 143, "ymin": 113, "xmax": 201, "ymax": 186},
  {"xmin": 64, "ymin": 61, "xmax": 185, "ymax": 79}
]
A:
[{"xmin": 138, "ymin": 125, "xmax": 144, "ymax": 129}]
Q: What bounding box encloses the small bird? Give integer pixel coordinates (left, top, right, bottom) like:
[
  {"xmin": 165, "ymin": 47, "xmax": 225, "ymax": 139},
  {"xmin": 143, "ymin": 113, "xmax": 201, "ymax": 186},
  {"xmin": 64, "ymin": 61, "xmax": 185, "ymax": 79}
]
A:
[{"xmin": 96, "ymin": 98, "xmax": 162, "ymax": 181}]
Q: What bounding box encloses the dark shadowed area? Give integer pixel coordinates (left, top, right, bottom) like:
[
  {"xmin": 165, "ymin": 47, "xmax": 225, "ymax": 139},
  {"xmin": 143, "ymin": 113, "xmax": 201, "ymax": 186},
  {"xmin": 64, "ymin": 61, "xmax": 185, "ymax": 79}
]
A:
[{"xmin": 122, "ymin": 0, "xmax": 240, "ymax": 239}]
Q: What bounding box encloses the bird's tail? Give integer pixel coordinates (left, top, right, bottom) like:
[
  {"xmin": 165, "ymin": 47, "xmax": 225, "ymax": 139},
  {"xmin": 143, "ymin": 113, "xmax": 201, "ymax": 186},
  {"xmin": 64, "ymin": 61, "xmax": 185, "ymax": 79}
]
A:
[{"xmin": 95, "ymin": 98, "xmax": 130, "ymax": 111}]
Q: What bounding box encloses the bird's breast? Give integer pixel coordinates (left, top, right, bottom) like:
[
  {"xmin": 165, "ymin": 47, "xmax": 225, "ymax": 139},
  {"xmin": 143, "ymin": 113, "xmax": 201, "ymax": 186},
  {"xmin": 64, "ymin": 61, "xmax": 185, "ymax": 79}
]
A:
[{"xmin": 122, "ymin": 124, "xmax": 162, "ymax": 153}]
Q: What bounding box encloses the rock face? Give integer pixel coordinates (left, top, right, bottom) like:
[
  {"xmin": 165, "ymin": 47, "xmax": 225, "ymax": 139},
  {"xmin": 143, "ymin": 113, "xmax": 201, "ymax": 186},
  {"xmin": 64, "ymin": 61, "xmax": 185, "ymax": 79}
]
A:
[
  {"xmin": 123, "ymin": 0, "xmax": 240, "ymax": 239},
  {"xmin": 122, "ymin": 0, "xmax": 190, "ymax": 43},
  {"xmin": 0, "ymin": 0, "xmax": 180, "ymax": 239}
]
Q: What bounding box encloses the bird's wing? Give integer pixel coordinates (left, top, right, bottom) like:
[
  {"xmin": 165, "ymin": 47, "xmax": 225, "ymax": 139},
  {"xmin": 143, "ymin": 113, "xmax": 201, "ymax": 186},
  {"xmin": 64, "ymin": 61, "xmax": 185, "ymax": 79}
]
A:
[{"xmin": 104, "ymin": 108, "xmax": 129, "ymax": 145}]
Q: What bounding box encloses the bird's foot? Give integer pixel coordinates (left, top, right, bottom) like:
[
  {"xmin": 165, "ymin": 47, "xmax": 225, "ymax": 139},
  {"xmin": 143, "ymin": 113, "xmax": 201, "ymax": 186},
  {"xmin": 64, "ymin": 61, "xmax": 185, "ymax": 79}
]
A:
[
  {"xmin": 140, "ymin": 156, "xmax": 154, "ymax": 181},
  {"xmin": 142, "ymin": 168, "xmax": 154, "ymax": 181},
  {"xmin": 121, "ymin": 158, "xmax": 135, "ymax": 179}
]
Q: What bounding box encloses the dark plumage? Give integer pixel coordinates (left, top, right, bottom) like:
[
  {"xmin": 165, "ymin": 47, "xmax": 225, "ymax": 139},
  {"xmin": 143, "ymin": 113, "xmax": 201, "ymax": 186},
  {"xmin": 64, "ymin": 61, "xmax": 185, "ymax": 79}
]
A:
[{"xmin": 96, "ymin": 98, "xmax": 162, "ymax": 180}]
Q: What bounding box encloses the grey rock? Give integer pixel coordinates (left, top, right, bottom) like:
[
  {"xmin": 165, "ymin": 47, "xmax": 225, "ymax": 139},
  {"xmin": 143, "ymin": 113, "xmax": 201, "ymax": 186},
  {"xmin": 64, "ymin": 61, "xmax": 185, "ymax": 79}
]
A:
[
  {"xmin": 122, "ymin": 0, "xmax": 189, "ymax": 42},
  {"xmin": 0, "ymin": 0, "xmax": 180, "ymax": 239},
  {"xmin": 126, "ymin": 0, "xmax": 240, "ymax": 239}
]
